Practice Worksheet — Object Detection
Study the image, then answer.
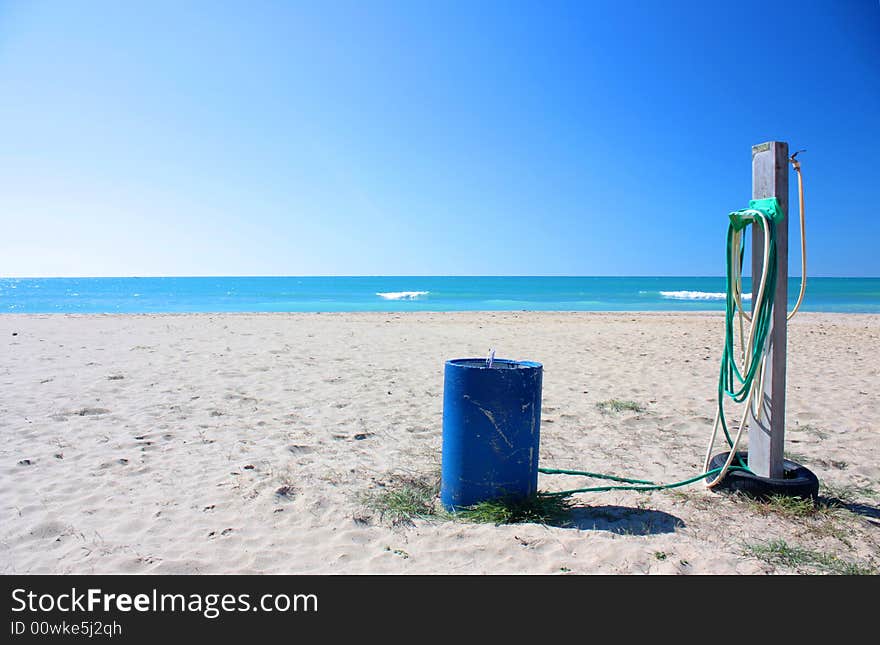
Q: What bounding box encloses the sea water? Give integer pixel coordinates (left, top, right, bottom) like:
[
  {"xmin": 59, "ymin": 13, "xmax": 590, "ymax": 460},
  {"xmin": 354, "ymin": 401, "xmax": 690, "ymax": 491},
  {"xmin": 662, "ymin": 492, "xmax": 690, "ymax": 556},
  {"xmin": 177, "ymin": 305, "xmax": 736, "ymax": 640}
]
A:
[{"xmin": 1, "ymin": 276, "xmax": 878, "ymax": 314}]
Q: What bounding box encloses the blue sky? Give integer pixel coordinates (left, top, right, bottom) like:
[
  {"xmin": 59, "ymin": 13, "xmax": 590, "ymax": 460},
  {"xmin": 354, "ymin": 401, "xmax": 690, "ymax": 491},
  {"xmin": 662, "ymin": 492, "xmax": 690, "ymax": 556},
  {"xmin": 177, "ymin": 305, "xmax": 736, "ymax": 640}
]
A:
[{"xmin": 1, "ymin": 0, "xmax": 878, "ymax": 277}]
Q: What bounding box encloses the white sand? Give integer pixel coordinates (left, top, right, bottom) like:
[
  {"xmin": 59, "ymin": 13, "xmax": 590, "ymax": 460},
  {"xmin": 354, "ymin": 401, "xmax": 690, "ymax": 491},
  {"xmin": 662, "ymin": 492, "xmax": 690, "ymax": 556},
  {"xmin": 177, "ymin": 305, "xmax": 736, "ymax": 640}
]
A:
[{"xmin": 1, "ymin": 312, "xmax": 877, "ymax": 574}]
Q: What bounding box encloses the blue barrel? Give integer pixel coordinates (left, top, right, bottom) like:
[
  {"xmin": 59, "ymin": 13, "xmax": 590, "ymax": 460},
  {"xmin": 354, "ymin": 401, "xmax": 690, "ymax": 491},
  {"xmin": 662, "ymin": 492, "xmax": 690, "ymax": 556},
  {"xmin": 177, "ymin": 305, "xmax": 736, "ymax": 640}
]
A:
[{"xmin": 440, "ymin": 358, "xmax": 543, "ymax": 510}]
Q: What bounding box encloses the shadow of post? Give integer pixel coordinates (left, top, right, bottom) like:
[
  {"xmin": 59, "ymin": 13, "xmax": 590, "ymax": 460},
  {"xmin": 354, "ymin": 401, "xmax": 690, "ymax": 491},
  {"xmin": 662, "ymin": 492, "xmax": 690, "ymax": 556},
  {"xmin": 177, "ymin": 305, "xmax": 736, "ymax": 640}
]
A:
[{"xmin": 818, "ymin": 496, "xmax": 880, "ymax": 522}]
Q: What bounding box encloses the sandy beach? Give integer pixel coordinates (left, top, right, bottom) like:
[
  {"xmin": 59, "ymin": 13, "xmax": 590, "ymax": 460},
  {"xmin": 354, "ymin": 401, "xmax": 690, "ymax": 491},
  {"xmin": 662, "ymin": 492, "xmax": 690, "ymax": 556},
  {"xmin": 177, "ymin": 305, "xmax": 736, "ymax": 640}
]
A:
[{"xmin": 1, "ymin": 312, "xmax": 877, "ymax": 574}]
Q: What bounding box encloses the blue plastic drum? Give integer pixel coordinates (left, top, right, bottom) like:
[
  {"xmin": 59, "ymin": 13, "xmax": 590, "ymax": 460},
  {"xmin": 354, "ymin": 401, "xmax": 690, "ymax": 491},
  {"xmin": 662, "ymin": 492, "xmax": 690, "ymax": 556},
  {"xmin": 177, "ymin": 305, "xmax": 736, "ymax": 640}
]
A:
[{"xmin": 440, "ymin": 358, "xmax": 543, "ymax": 510}]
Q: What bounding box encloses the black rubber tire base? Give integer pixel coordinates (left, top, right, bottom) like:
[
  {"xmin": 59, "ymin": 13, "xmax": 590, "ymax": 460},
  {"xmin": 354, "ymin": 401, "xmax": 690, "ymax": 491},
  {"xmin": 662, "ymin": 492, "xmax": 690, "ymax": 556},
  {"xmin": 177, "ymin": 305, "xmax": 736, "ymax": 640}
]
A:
[{"xmin": 707, "ymin": 451, "xmax": 819, "ymax": 500}]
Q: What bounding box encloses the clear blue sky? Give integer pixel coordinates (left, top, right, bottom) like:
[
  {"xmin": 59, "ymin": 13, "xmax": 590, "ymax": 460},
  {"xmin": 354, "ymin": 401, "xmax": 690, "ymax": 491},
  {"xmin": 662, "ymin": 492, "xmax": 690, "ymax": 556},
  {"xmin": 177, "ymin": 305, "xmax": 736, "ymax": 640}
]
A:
[{"xmin": 1, "ymin": 0, "xmax": 878, "ymax": 277}]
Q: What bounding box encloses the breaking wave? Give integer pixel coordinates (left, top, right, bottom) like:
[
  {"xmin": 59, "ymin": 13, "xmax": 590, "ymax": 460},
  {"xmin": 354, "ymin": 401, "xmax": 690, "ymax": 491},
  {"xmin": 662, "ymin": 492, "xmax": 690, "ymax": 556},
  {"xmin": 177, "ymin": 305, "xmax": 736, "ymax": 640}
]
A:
[
  {"xmin": 659, "ymin": 290, "xmax": 751, "ymax": 301},
  {"xmin": 376, "ymin": 291, "xmax": 429, "ymax": 300}
]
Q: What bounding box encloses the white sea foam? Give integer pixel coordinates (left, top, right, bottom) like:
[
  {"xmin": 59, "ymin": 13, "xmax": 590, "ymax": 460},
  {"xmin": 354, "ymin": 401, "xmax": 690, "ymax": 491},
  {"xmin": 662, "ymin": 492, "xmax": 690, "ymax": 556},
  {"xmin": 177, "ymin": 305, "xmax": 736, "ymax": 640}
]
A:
[
  {"xmin": 660, "ymin": 290, "xmax": 751, "ymax": 301},
  {"xmin": 376, "ymin": 291, "xmax": 429, "ymax": 300}
]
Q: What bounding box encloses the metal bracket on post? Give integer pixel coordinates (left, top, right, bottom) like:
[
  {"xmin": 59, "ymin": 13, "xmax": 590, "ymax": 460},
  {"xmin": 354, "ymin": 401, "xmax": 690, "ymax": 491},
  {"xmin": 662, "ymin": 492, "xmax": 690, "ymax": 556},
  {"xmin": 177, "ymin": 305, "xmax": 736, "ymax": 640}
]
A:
[{"xmin": 749, "ymin": 141, "xmax": 789, "ymax": 479}]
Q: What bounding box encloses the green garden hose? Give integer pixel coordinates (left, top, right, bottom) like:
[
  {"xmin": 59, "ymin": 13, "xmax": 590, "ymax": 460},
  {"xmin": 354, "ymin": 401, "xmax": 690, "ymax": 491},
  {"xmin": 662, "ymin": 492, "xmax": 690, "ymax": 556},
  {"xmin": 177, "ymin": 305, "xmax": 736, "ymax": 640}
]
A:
[
  {"xmin": 539, "ymin": 151, "xmax": 809, "ymax": 499},
  {"xmin": 540, "ymin": 197, "xmax": 792, "ymax": 498}
]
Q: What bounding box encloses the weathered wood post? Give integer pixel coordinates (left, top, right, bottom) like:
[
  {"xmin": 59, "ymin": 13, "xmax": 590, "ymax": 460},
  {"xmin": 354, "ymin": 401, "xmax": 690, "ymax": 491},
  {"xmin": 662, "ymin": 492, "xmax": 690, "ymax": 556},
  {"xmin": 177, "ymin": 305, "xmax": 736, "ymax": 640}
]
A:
[{"xmin": 749, "ymin": 141, "xmax": 789, "ymax": 478}]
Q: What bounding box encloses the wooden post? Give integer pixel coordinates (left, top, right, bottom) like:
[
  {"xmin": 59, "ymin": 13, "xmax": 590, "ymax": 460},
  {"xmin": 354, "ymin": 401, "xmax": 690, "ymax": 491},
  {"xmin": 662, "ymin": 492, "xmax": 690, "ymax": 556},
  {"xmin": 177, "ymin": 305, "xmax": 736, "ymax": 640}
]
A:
[{"xmin": 749, "ymin": 141, "xmax": 789, "ymax": 479}]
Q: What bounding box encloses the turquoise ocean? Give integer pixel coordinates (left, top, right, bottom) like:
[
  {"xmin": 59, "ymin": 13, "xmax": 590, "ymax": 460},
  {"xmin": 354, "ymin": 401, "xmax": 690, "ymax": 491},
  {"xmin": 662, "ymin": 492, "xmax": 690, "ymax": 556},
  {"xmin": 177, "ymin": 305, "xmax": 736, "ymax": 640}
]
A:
[{"xmin": 1, "ymin": 277, "xmax": 878, "ymax": 314}]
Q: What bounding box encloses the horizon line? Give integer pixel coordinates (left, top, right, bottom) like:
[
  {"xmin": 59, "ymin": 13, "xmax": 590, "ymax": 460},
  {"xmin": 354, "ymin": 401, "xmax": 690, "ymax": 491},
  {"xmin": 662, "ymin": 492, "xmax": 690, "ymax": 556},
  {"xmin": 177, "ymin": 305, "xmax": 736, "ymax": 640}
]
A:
[{"xmin": 0, "ymin": 274, "xmax": 872, "ymax": 279}]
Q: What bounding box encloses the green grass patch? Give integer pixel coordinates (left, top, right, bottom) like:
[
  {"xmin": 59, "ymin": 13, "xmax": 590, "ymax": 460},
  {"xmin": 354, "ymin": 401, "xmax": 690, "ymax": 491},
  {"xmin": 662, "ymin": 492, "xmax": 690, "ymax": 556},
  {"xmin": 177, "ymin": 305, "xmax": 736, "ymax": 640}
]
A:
[
  {"xmin": 736, "ymin": 491, "xmax": 855, "ymax": 520},
  {"xmin": 736, "ymin": 493, "xmax": 858, "ymax": 545},
  {"xmin": 743, "ymin": 493, "xmax": 821, "ymax": 519},
  {"xmin": 452, "ymin": 493, "xmax": 573, "ymax": 526},
  {"xmin": 361, "ymin": 474, "xmax": 441, "ymax": 526},
  {"xmin": 362, "ymin": 474, "xmax": 574, "ymax": 527},
  {"xmin": 744, "ymin": 539, "xmax": 876, "ymax": 575},
  {"xmin": 596, "ymin": 399, "xmax": 645, "ymax": 414}
]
